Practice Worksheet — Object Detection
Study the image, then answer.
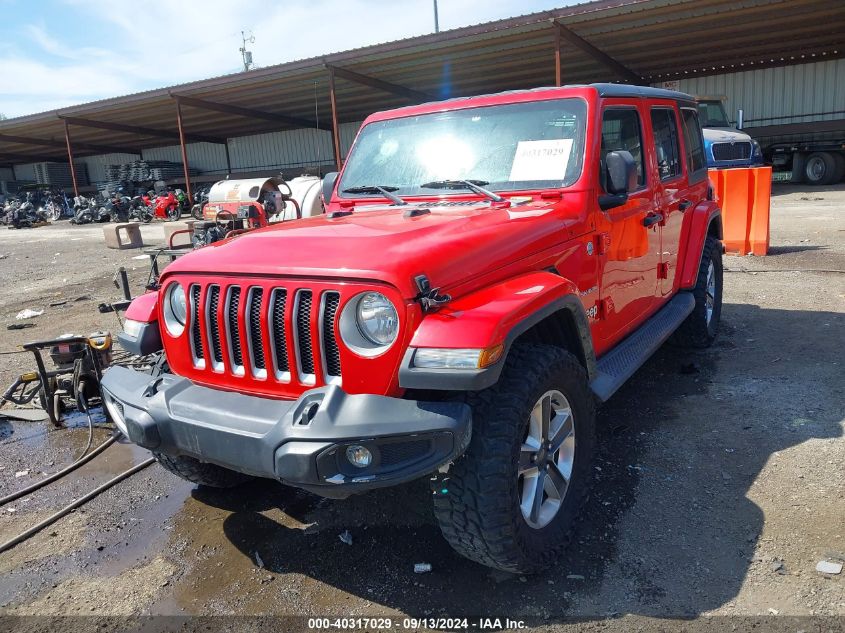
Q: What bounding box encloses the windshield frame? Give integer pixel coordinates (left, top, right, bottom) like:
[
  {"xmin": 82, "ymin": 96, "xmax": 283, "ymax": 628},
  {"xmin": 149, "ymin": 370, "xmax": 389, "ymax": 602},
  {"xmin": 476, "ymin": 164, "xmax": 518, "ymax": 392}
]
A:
[{"xmin": 337, "ymin": 96, "xmax": 589, "ymax": 200}]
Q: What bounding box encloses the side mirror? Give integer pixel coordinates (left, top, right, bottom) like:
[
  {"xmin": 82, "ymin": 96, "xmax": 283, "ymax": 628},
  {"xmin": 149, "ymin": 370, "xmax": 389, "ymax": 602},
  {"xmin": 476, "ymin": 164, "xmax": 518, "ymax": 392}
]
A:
[
  {"xmin": 321, "ymin": 172, "xmax": 339, "ymax": 206},
  {"xmin": 600, "ymin": 150, "xmax": 637, "ymax": 211}
]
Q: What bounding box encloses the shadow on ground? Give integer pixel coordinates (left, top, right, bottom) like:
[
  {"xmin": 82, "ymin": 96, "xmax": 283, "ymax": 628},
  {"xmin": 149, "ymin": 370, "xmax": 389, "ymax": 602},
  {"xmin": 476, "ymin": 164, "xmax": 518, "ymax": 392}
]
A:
[{"xmin": 187, "ymin": 304, "xmax": 842, "ymax": 621}]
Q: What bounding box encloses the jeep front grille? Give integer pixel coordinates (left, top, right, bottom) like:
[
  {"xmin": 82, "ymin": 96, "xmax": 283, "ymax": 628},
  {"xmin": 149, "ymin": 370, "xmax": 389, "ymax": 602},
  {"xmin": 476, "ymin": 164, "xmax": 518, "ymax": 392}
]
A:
[
  {"xmin": 188, "ymin": 282, "xmax": 342, "ymax": 385},
  {"xmin": 712, "ymin": 142, "xmax": 751, "ymax": 161}
]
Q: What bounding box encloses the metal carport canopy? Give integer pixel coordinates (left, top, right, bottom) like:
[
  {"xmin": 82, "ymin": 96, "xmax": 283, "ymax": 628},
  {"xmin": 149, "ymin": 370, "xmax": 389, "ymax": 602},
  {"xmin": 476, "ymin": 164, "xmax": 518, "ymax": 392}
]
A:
[{"xmin": 1, "ymin": 0, "xmax": 843, "ymax": 168}]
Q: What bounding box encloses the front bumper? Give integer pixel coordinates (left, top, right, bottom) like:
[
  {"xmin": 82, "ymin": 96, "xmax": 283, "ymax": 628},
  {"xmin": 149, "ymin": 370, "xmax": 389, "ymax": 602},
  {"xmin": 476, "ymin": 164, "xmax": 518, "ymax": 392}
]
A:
[{"xmin": 100, "ymin": 366, "xmax": 471, "ymax": 497}]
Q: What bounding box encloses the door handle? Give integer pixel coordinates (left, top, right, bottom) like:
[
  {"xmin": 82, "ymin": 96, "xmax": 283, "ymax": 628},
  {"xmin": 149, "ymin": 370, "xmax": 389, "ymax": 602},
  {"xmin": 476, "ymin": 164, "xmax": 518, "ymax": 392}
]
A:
[
  {"xmin": 643, "ymin": 212, "xmax": 664, "ymax": 227},
  {"xmin": 678, "ymin": 199, "xmax": 692, "ymax": 212}
]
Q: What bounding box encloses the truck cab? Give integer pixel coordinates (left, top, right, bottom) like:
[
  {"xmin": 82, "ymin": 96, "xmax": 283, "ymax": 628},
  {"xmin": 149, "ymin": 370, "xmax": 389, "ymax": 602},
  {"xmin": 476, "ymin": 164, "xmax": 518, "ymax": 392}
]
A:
[
  {"xmin": 103, "ymin": 84, "xmax": 723, "ymax": 574},
  {"xmin": 698, "ymin": 96, "xmax": 764, "ymax": 168}
]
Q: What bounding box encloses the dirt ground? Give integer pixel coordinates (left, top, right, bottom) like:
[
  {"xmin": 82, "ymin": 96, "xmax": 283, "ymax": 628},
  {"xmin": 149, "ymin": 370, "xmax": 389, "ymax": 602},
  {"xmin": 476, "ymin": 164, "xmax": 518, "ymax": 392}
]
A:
[{"xmin": 0, "ymin": 187, "xmax": 842, "ymax": 632}]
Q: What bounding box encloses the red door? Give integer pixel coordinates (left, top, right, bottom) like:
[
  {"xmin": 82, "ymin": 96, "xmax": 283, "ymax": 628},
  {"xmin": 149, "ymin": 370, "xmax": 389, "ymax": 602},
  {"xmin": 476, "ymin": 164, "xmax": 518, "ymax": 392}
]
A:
[{"xmin": 594, "ymin": 101, "xmax": 662, "ymax": 349}]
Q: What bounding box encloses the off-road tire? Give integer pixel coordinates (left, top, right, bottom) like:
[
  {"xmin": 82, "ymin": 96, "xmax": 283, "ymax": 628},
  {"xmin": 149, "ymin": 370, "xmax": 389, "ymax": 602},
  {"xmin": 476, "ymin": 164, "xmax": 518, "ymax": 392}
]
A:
[
  {"xmin": 433, "ymin": 344, "xmax": 596, "ymax": 573},
  {"xmin": 671, "ymin": 235, "xmax": 723, "ymax": 348},
  {"xmin": 154, "ymin": 452, "xmax": 254, "ymax": 488}
]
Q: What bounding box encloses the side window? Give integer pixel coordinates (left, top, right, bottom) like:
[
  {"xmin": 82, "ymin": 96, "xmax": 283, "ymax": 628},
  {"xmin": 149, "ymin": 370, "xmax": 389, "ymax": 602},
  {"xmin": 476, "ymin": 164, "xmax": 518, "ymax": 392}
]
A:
[
  {"xmin": 650, "ymin": 108, "xmax": 682, "ymax": 181},
  {"xmin": 601, "ymin": 108, "xmax": 645, "ymax": 189},
  {"xmin": 681, "ymin": 108, "xmax": 707, "ymax": 175}
]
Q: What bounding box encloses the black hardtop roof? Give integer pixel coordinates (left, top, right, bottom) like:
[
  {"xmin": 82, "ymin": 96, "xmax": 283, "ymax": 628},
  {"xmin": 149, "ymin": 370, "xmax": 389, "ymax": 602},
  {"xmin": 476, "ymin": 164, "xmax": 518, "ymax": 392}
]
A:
[
  {"xmin": 399, "ymin": 83, "xmax": 697, "ymax": 113},
  {"xmin": 590, "ymin": 82, "xmax": 695, "ymax": 102}
]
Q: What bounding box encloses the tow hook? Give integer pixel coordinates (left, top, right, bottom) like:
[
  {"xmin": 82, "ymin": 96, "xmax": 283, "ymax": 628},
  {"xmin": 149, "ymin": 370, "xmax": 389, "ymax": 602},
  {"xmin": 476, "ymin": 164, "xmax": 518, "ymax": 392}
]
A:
[{"xmin": 414, "ymin": 275, "xmax": 451, "ymax": 312}]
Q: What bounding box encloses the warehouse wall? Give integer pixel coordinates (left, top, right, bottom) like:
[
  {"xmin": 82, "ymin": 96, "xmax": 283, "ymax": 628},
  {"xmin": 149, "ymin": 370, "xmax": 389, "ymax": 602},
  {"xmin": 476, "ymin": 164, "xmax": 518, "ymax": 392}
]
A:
[
  {"xmin": 227, "ymin": 127, "xmax": 333, "ymax": 171},
  {"xmin": 0, "ymin": 167, "xmax": 14, "ymax": 181},
  {"xmin": 142, "ymin": 143, "xmax": 228, "ymax": 174},
  {"xmin": 659, "ymin": 58, "xmax": 845, "ymax": 128},
  {"xmin": 11, "ymin": 163, "xmax": 37, "ymax": 182},
  {"xmin": 340, "ymin": 121, "xmax": 363, "ymax": 156},
  {"xmin": 8, "ymin": 118, "xmax": 362, "ymax": 185}
]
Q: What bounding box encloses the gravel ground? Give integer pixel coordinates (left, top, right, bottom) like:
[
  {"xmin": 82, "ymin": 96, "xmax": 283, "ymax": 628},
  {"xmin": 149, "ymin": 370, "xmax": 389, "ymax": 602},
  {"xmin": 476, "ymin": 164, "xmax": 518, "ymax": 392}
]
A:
[{"xmin": 0, "ymin": 189, "xmax": 842, "ymax": 632}]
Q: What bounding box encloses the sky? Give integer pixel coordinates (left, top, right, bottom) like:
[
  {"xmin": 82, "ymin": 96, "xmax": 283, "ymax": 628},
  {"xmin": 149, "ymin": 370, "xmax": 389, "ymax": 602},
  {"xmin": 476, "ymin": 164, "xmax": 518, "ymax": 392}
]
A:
[{"xmin": 0, "ymin": 0, "xmax": 579, "ymax": 119}]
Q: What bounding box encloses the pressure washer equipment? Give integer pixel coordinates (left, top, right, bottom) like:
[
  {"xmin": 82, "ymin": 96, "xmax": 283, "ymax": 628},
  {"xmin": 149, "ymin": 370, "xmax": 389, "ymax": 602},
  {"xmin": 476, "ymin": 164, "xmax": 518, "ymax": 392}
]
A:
[{"xmin": 0, "ymin": 334, "xmax": 114, "ymax": 428}]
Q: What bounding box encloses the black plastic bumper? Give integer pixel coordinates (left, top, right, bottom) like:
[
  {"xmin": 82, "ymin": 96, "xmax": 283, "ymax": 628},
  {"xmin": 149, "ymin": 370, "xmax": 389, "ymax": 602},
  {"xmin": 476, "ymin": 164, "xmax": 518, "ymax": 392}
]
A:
[{"xmin": 100, "ymin": 366, "xmax": 471, "ymax": 497}]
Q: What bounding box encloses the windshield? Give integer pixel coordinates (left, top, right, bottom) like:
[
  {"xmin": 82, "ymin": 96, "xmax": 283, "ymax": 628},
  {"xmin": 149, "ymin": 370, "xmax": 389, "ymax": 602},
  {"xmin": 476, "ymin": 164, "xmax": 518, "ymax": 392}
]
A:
[
  {"xmin": 338, "ymin": 98, "xmax": 587, "ymax": 197},
  {"xmin": 697, "ymin": 101, "xmax": 731, "ymax": 128}
]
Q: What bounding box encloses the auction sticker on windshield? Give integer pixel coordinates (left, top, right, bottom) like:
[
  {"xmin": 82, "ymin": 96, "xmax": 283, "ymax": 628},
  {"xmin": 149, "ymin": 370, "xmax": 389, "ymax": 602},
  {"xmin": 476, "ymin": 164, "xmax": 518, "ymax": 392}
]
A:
[{"xmin": 508, "ymin": 138, "xmax": 573, "ymax": 181}]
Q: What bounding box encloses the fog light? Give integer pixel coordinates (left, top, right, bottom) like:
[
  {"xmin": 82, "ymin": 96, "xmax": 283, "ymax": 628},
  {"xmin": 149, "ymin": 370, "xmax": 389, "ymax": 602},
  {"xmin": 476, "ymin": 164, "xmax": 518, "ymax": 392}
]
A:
[{"xmin": 345, "ymin": 445, "xmax": 372, "ymax": 468}]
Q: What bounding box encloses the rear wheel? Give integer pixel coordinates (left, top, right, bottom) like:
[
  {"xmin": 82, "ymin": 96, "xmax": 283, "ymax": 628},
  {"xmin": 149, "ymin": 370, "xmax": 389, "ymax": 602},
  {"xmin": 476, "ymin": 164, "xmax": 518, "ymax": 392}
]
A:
[
  {"xmin": 832, "ymin": 153, "xmax": 845, "ymax": 183},
  {"xmin": 433, "ymin": 344, "xmax": 595, "ymax": 573},
  {"xmin": 166, "ymin": 205, "xmax": 181, "ymax": 221},
  {"xmin": 804, "ymin": 152, "xmax": 840, "ymax": 185},
  {"xmin": 672, "ymin": 235, "xmax": 723, "ymax": 348},
  {"xmin": 154, "ymin": 453, "xmax": 254, "ymax": 488}
]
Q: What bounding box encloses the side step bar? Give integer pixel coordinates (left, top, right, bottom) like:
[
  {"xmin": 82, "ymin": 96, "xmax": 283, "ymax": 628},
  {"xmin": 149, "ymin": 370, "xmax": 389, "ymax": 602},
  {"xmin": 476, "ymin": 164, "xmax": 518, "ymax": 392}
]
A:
[{"xmin": 590, "ymin": 293, "xmax": 695, "ymax": 402}]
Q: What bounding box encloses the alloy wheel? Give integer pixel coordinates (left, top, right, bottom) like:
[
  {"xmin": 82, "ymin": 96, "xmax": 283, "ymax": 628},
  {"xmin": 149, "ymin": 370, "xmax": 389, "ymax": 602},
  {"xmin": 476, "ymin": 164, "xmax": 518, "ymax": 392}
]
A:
[{"xmin": 518, "ymin": 389, "xmax": 575, "ymax": 529}]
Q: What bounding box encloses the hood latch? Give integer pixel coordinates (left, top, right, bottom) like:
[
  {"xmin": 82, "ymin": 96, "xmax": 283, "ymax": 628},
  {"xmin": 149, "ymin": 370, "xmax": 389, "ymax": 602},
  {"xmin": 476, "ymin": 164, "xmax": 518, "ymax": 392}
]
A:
[{"xmin": 414, "ymin": 275, "xmax": 451, "ymax": 312}]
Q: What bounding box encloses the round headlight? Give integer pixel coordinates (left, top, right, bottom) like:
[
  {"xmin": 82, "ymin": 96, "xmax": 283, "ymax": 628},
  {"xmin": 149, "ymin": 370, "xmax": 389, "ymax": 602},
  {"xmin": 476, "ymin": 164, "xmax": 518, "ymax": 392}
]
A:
[
  {"xmin": 356, "ymin": 292, "xmax": 399, "ymax": 346},
  {"xmin": 163, "ymin": 283, "xmax": 187, "ymax": 336}
]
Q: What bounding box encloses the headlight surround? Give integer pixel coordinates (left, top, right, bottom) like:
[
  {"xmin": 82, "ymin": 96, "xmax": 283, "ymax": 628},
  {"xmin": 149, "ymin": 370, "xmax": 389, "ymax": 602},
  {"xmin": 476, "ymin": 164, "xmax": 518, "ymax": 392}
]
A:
[
  {"xmin": 751, "ymin": 140, "xmax": 763, "ymax": 158},
  {"xmin": 339, "ymin": 291, "xmax": 399, "ymax": 356},
  {"xmin": 163, "ymin": 282, "xmax": 187, "ymax": 336}
]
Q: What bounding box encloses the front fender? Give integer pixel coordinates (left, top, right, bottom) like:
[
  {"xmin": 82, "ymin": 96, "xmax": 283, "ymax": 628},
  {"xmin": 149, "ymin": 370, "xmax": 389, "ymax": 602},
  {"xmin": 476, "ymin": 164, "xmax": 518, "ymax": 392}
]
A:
[
  {"xmin": 399, "ymin": 271, "xmax": 596, "ymax": 391},
  {"xmin": 119, "ymin": 291, "xmax": 162, "ymax": 356},
  {"xmin": 125, "ymin": 290, "xmax": 158, "ymax": 322},
  {"xmin": 679, "ymin": 200, "xmax": 721, "ymax": 289}
]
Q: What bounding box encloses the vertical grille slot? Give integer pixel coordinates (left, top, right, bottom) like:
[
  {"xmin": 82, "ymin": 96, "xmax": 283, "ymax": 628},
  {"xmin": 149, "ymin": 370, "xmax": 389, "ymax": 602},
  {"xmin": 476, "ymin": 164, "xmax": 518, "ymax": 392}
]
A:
[
  {"xmin": 226, "ymin": 286, "xmax": 244, "ymax": 373},
  {"xmin": 322, "ymin": 292, "xmax": 342, "ymax": 378},
  {"xmin": 207, "ymin": 285, "xmax": 223, "ymax": 368},
  {"xmin": 295, "ymin": 290, "xmax": 315, "ymax": 380},
  {"xmin": 270, "ymin": 289, "xmax": 290, "ymax": 376},
  {"xmin": 190, "ymin": 285, "xmax": 204, "ymax": 365},
  {"xmin": 247, "ymin": 287, "xmax": 266, "ymax": 376}
]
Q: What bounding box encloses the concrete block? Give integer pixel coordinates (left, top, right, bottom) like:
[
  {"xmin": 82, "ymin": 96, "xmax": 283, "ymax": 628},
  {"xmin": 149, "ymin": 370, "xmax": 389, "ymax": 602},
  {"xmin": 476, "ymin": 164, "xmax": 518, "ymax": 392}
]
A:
[
  {"xmin": 163, "ymin": 221, "xmax": 195, "ymax": 248},
  {"xmin": 103, "ymin": 223, "xmax": 143, "ymax": 250}
]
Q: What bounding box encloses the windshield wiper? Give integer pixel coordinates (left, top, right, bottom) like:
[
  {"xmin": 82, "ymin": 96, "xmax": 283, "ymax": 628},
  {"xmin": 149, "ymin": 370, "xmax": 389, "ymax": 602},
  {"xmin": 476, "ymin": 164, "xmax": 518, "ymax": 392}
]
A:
[
  {"xmin": 341, "ymin": 185, "xmax": 407, "ymax": 206},
  {"xmin": 419, "ymin": 179, "xmax": 504, "ymax": 203}
]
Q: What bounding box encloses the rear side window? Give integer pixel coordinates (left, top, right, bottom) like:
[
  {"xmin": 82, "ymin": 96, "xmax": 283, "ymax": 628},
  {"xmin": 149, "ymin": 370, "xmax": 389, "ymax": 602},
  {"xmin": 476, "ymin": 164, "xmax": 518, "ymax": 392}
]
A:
[
  {"xmin": 681, "ymin": 108, "xmax": 707, "ymax": 175},
  {"xmin": 650, "ymin": 108, "xmax": 682, "ymax": 181},
  {"xmin": 601, "ymin": 108, "xmax": 645, "ymax": 188}
]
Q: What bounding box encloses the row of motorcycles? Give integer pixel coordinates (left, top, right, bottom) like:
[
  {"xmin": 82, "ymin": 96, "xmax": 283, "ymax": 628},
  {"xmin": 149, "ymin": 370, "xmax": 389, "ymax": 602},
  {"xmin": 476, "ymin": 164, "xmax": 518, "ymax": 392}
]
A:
[
  {"xmin": 70, "ymin": 184, "xmax": 199, "ymax": 225},
  {"xmin": 2, "ymin": 182, "xmax": 211, "ymax": 228},
  {"xmin": 0, "ymin": 188, "xmax": 71, "ymax": 228}
]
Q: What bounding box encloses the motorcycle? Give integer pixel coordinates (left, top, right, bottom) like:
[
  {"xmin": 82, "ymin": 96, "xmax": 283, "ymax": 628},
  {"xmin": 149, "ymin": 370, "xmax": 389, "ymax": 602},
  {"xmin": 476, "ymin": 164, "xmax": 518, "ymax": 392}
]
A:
[
  {"xmin": 42, "ymin": 189, "xmax": 71, "ymax": 221},
  {"xmin": 153, "ymin": 189, "xmax": 181, "ymax": 222},
  {"xmin": 5, "ymin": 195, "xmax": 47, "ymax": 229},
  {"xmin": 69, "ymin": 195, "xmax": 99, "ymax": 225},
  {"xmin": 128, "ymin": 194, "xmax": 153, "ymax": 223},
  {"xmin": 190, "ymin": 185, "xmax": 210, "ymax": 220}
]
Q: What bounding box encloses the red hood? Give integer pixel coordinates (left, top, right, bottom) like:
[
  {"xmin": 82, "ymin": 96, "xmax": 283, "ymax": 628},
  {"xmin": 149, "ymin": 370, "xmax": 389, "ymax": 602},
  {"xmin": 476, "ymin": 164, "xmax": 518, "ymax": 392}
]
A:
[{"xmin": 162, "ymin": 195, "xmax": 589, "ymax": 298}]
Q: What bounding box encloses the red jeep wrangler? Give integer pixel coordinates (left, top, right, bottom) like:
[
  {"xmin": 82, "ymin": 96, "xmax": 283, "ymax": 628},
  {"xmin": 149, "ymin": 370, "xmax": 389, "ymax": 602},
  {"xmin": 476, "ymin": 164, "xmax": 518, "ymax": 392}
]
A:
[{"xmin": 103, "ymin": 84, "xmax": 722, "ymax": 573}]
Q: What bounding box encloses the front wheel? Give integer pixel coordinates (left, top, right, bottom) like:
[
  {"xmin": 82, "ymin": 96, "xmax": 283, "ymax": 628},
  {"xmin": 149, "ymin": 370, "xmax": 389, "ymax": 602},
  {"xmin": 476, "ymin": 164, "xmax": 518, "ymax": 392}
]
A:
[
  {"xmin": 191, "ymin": 203, "xmax": 204, "ymax": 221},
  {"xmin": 433, "ymin": 344, "xmax": 595, "ymax": 573},
  {"xmin": 154, "ymin": 452, "xmax": 254, "ymax": 488},
  {"xmin": 45, "ymin": 202, "xmax": 62, "ymax": 221}
]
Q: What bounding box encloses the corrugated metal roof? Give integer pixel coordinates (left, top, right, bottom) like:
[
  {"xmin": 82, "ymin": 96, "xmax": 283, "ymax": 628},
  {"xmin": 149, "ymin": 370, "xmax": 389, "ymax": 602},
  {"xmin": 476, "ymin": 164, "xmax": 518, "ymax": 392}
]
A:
[{"xmin": 1, "ymin": 0, "xmax": 843, "ymax": 167}]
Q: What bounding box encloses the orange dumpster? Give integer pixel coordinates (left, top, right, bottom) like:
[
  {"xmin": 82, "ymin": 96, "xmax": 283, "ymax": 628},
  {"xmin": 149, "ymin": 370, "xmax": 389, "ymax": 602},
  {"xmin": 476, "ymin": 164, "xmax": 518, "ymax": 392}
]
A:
[{"xmin": 709, "ymin": 166, "xmax": 771, "ymax": 256}]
